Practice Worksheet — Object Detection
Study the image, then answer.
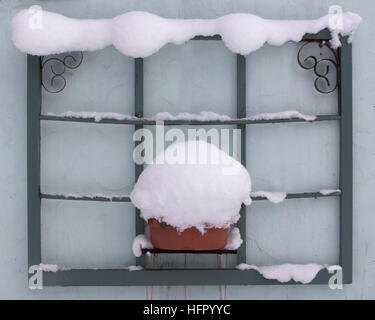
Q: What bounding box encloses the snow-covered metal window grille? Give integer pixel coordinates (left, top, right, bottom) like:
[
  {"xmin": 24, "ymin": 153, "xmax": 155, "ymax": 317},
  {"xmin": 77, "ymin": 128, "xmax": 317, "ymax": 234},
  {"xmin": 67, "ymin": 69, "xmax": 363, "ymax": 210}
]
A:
[{"xmin": 24, "ymin": 16, "xmax": 354, "ymax": 286}]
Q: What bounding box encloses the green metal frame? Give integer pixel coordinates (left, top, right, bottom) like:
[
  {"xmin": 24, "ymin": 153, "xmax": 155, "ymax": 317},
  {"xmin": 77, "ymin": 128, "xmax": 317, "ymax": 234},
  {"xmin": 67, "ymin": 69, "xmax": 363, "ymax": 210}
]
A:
[{"xmin": 27, "ymin": 29, "xmax": 352, "ymax": 286}]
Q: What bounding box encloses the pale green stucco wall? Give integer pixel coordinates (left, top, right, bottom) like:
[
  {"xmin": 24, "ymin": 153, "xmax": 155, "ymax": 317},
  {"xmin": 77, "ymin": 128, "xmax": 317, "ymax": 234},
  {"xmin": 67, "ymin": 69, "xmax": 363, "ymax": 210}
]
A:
[{"xmin": 0, "ymin": 0, "xmax": 374, "ymax": 299}]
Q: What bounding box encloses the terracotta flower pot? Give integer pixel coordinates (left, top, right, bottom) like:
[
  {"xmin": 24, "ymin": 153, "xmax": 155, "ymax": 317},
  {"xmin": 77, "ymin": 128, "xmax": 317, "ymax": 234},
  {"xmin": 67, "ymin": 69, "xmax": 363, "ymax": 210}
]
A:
[{"xmin": 148, "ymin": 218, "xmax": 229, "ymax": 251}]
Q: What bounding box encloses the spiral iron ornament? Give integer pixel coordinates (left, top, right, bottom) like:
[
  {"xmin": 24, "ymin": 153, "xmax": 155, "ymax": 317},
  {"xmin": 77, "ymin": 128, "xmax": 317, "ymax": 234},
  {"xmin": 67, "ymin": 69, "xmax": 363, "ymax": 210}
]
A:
[
  {"xmin": 41, "ymin": 52, "xmax": 83, "ymax": 93},
  {"xmin": 297, "ymin": 41, "xmax": 339, "ymax": 94}
]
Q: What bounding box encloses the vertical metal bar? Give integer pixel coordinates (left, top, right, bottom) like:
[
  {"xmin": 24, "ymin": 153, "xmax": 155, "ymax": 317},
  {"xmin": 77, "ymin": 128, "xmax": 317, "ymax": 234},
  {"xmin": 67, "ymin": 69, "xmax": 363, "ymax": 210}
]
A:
[
  {"xmin": 145, "ymin": 253, "xmax": 154, "ymax": 299},
  {"xmin": 135, "ymin": 58, "xmax": 145, "ymax": 265},
  {"xmin": 338, "ymin": 39, "xmax": 353, "ymax": 284},
  {"xmin": 237, "ymin": 54, "xmax": 247, "ymax": 263},
  {"xmin": 27, "ymin": 55, "xmax": 42, "ymax": 269},
  {"xmin": 217, "ymin": 254, "xmax": 227, "ymax": 300}
]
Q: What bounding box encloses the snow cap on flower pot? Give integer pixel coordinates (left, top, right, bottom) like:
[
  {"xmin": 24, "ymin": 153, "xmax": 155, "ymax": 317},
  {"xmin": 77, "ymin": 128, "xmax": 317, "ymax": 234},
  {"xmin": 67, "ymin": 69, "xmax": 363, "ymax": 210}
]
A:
[{"xmin": 130, "ymin": 140, "xmax": 252, "ymax": 250}]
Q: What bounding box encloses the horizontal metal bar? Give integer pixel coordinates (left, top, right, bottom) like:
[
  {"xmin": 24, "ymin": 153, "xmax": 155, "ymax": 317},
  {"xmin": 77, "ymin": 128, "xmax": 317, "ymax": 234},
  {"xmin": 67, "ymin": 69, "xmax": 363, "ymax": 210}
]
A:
[
  {"xmin": 251, "ymin": 191, "xmax": 341, "ymax": 201},
  {"xmin": 141, "ymin": 249, "xmax": 237, "ymax": 255},
  {"xmin": 302, "ymin": 29, "xmax": 332, "ymax": 40},
  {"xmin": 43, "ymin": 267, "xmax": 333, "ymax": 286},
  {"xmin": 40, "ymin": 193, "xmax": 131, "ymax": 202},
  {"xmin": 192, "ymin": 35, "xmax": 222, "ymax": 40},
  {"xmin": 286, "ymin": 191, "xmax": 341, "ymax": 199},
  {"xmin": 40, "ymin": 191, "xmax": 340, "ymax": 203},
  {"xmin": 39, "ymin": 114, "xmax": 340, "ymax": 125},
  {"xmin": 190, "ymin": 29, "xmax": 331, "ymax": 42}
]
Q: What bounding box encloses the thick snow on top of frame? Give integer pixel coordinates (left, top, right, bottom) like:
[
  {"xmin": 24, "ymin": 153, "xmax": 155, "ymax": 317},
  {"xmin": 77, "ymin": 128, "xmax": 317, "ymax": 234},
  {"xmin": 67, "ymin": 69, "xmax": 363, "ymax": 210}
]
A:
[
  {"xmin": 12, "ymin": 10, "xmax": 362, "ymax": 57},
  {"xmin": 130, "ymin": 140, "xmax": 252, "ymax": 233}
]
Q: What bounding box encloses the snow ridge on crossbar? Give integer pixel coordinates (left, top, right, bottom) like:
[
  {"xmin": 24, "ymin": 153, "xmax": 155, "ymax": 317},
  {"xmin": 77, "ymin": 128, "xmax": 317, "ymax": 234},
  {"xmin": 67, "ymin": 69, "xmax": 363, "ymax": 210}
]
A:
[
  {"xmin": 40, "ymin": 114, "xmax": 340, "ymax": 125},
  {"xmin": 40, "ymin": 190, "xmax": 341, "ymax": 202}
]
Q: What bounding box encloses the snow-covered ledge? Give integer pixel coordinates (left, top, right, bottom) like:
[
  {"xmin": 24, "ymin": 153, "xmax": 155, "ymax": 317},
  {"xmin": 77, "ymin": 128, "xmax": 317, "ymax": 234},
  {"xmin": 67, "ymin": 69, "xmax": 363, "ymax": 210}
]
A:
[
  {"xmin": 12, "ymin": 10, "xmax": 362, "ymax": 57},
  {"xmin": 43, "ymin": 110, "xmax": 317, "ymax": 123},
  {"xmin": 236, "ymin": 263, "xmax": 341, "ymax": 284}
]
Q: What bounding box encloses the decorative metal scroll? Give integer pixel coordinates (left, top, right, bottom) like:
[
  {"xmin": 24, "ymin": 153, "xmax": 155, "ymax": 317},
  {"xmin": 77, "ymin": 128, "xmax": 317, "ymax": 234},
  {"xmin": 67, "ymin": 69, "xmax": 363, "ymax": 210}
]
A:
[
  {"xmin": 41, "ymin": 52, "xmax": 83, "ymax": 93},
  {"xmin": 39, "ymin": 43, "xmax": 338, "ymax": 94},
  {"xmin": 297, "ymin": 41, "xmax": 339, "ymax": 94}
]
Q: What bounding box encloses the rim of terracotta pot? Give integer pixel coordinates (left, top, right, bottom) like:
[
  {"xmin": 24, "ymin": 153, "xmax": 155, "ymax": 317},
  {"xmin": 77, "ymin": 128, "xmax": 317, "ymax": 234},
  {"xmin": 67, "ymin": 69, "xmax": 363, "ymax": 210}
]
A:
[{"xmin": 148, "ymin": 218, "xmax": 229, "ymax": 251}]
